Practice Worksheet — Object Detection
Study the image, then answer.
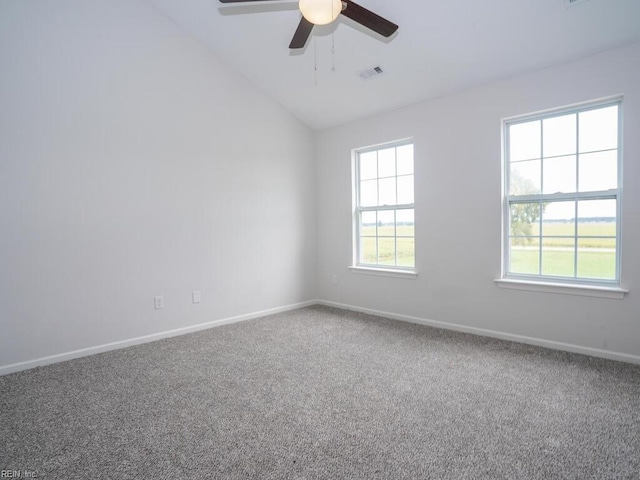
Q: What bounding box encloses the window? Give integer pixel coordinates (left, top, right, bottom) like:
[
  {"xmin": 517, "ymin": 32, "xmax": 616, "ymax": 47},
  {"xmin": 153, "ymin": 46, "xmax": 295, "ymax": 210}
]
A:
[
  {"xmin": 353, "ymin": 141, "xmax": 415, "ymax": 270},
  {"xmin": 503, "ymin": 99, "xmax": 621, "ymax": 286}
]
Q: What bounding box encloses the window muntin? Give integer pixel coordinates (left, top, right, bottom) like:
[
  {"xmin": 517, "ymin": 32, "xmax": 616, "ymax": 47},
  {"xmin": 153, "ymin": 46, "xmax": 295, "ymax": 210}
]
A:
[
  {"xmin": 355, "ymin": 141, "xmax": 415, "ymax": 270},
  {"xmin": 504, "ymin": 101, "xmax": 621, "ymax": 285}
]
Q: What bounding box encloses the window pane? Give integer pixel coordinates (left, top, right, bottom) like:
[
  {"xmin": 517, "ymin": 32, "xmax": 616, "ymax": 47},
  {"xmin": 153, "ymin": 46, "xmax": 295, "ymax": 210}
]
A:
[
  {"xmin": 578, "ymin": 200, "xmax": 616, "ymax": 235},
  {"xmin": 378, "ymin": 237, "xmax": 396, "ymax": 265},
  {"xmin": 360, "ymin": 179, "xmax": 377, "ymax": 207},
  {"xmin": 359, "ymin": 151, "xmax": 377, "ymax": 180},
  {"xmin": 542, "ymin": 200, "xmax": 576, "ymax": 226},
  {"xmin": 378, "ymin": 177, "xmax": 396, "ymax": 206},
  {"xmin": 541, "ymin": 238, "xmax": 575, "ymax": 277},
  {"xmin": 578, "ymin": 151, "xmax": 617, "ymax": 192},
  {"xmin": 509, "ymin": 160, "xmax": 541, "ymax": 195},
  {"xmin": 361, "ymin": 211, "xmax": 377, "ymax": 236},
  {"xmin": 541, "ymin": 201, "xmax": 575, "ymax": 237},
  {"xmin": 543, "ymin": 113, "xmax": 576, "ymax": 158},
  {"xmin": 579, "ymin": 105, "xmax": 618, "ymax": 153},
  {"xmin": 541, "ymin": 221, "xmax": 574, "ymax": 255},
  {"xmin": 378, "ymin": 148, "xmax": 396, "ymax": 178},
  {"xmin": 577, "ymin": 238, "xmax": 616, "ymax": 280},
  {"xmin": 397, "ymin": 144, "xmax": 413, "ymax": 175},
  {"xmin": 577, "ymin": 235, "xmax": 615, "ymax": 249},
  {"xmin": 510, "ymin": 202, "xmax": 541, "ymax": 238},
  {"xmin": 396, "ymin": 209, "xmax": 414, "ymax": 237},
  {"xmin": 397, "ymin": 238, "xmax": 415, "ymax": 267},
  {"xmin": 509, "ymin": 120, "xmax": 541, "ymax": 161},
  {"xmin": 360, "ymin": 236, "xmax": 377, "ymax": 264},
  {"xmin": 397, "ymin": 175, "xmax": 414, "ymax": 205},
  {"xmin": 542, "ymin": 155, "xmax": 576, "ymax": 194},
  {"xmin": 377, "ymin": 210, "xmax": 395, "ymax": 236},
  {"xmin": 509, "ymin": 237, "xmax": 539, "ymax": 275},
  {"xmin": 542, "ymin": 225, "xmax": 575, "ymax": 247}
]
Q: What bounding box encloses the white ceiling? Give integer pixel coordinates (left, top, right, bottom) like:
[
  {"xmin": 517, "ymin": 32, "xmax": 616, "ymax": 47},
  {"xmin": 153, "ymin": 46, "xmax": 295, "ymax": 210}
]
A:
[{"xmin": 148, "ymin": 0, "xmax": 640, "ymax": 130}]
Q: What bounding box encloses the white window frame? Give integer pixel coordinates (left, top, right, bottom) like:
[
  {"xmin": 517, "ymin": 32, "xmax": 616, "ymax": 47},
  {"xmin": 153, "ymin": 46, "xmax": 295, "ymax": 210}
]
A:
[
  {"xmin": 352, "ymin": 139, "xmax": 416, "ymax": 275},
  {"xmin": 499, "ymin": 97, "xmax": 626, "ymax": 297}
]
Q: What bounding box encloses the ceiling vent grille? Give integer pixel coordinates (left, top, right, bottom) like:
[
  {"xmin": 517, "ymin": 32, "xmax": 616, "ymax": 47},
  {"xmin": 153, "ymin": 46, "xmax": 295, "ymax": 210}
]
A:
[
  {"xmin": 358, "ymin": 65, "xmax": 385, "ymax": 81},
  {"xmin": 564, "ymin": 0, "xmax": 591, "ymax": 7}
]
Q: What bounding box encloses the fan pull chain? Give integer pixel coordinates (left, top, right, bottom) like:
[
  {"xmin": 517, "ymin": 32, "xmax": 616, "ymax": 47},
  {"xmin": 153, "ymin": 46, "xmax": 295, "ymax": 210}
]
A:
[
  {"xmin": 331, "ymin": 0, "xmax": 336, "ymax": 72},
  {"xmin": 314, "ymin": 36, "xmax": 318, "ymax": 86},
  {"xmin": 331, "ymin": 31, "xmax": 336, "ymax": 72}
]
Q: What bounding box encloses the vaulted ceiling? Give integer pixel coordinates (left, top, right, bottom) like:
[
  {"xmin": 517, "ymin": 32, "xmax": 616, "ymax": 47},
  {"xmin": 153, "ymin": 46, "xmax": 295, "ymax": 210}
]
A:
[{"xmin": 149, "ymin": 0, "xmax": 640, "ymax": 130}]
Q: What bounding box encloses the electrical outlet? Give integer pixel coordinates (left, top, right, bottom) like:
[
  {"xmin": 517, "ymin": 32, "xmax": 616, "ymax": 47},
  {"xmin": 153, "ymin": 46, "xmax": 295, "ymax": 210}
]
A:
[
  {"xmin": 331, "ymin": 274, "xmax": 338, "ymax": 286},
  {"xmin": 154, "ymin": 296, "xmax": 164, "ymax": 310},
  {"xmin": 192, "ymin": 290, "xmax": 201, "ymax": 304}
]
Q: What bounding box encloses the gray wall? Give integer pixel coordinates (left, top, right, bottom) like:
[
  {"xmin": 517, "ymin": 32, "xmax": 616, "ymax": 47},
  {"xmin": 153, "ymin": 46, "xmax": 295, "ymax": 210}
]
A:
[
  {"xmin": 315, "ymin": 42, "xmax": 640, "ymax": 360},
  {"xmin": 0, "ymin": 0, "xmax": 316, "ymax": 369}
]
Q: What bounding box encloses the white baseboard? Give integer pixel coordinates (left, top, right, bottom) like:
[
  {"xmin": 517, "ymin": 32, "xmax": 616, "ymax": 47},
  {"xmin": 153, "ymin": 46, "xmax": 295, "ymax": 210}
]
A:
[
  {"xmin": 4, "ymin": 298, "xmax": 638, "ymax": 376},
  {"xmin": 317, "ymin": 300, "xmax": 640, "ymax": 365},
  {"xmin": 0, "ymin": 300, "xmax": 317, "ymax": 376}
]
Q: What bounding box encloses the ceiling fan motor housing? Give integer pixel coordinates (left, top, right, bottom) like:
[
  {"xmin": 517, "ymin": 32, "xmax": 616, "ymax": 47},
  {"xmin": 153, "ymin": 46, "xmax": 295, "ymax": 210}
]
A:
[{"xmin": 299, "ymin": 0, "xmax": 343, "ymax": 25}]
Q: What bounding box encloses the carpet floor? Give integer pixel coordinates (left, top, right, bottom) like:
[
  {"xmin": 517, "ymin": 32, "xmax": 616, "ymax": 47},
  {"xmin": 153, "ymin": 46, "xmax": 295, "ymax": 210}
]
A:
[{"xmin": 1, "ymin": 305, "xmax": 639, "ymax": 479}]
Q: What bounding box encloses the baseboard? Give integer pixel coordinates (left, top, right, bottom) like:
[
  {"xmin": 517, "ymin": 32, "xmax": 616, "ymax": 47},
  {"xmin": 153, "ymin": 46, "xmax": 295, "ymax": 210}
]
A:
[
  {"xmin": 0, "ymin": 300, "xmax": 317, "ymax": 376},
  {"xmin": 4, "ymin": 298, "xmax": 638, "ymax": 376},
  {"xmin": 317, "ymin": 300, "xmax": 640, "ymax": 365}
]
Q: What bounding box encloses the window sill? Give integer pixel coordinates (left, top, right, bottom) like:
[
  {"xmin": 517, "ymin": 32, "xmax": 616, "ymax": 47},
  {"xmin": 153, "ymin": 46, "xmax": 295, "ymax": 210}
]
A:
[
  {"xmin": 349, "ymin": 266, "xmax": 418, "ymax": 279},
  {"xmin": 494, "ymin": 278, "xmax": 628, "ymax": 299}
]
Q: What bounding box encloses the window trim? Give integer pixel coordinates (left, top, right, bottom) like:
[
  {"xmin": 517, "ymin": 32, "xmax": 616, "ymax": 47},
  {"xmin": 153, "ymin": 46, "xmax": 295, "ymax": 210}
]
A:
[
  {"xmin": 501, "ymin": 97, "xmax": 624, "ymax": 289},
  {"xmin": 494, "ymin": 278, "xmax": 628, "ymax": 300},
  {"xmin": 352, "ymin": 139, "xmax": 416, "ymax": 273}
]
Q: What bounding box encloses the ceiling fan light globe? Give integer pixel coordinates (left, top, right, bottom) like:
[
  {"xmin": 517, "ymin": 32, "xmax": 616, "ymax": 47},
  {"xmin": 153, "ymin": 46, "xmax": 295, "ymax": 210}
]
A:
[{"xmin": 299, "ymin": 0, "xmax": 342, "ymax": 25}]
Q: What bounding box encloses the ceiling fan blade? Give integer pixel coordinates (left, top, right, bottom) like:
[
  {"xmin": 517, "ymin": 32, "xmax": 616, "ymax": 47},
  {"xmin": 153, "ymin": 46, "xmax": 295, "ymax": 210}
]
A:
[
  {"xmin": 219, "ymin": 3, "xmax": 299, "ymax": 15},
  {"xmin": 341, "ymin": 0, "xmax": 398, "ymax": 38},
  {"xmin": 219, "ymin": 0, "xmax": 280, "ymax": 3},
  {"xmin": 289, "ymin": 17, "xmax": 314, "ymax": 49}
]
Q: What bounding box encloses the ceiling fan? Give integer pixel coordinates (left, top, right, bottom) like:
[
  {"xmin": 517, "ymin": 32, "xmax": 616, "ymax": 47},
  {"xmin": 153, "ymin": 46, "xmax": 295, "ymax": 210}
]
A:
[{"xmin": 219, "ymin": 0, "xmax": 398, "ymax": 49}]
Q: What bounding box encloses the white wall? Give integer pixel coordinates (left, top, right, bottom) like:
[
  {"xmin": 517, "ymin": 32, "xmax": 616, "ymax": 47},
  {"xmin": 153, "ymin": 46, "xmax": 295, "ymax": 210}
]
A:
[
  {"xmin": 2, "ymin": 2, "xmax": 638, "ymax": 373},
  {"xmin": 316, "ymin": 43, "xmax": 640, "ymax": 359},
  {"xmin": 0, "ymin": 0, "xmax": 316, "ymax": 369}
]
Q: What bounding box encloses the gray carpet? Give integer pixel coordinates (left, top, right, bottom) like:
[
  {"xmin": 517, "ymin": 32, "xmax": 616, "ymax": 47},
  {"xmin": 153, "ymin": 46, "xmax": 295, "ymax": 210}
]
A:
[{"xmin": 1, "ymin": 305, "xmax": 639, "ymax": 479}]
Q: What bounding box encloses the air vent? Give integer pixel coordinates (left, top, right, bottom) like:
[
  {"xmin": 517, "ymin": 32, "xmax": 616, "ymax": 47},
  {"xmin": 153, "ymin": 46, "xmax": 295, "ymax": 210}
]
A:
[
  {"xmin": 358, "ymin": 65, "xmax": 385, "ymax": 81},
  {"xmin": 564, "ymin": 0, "xmax": 591, "ymax": 7}
]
